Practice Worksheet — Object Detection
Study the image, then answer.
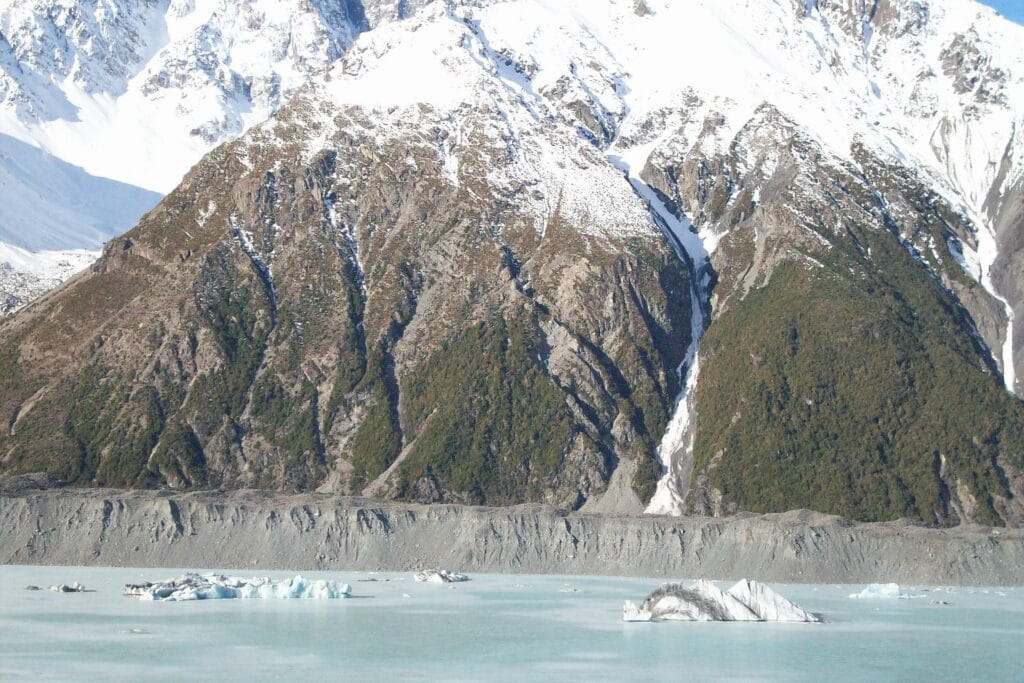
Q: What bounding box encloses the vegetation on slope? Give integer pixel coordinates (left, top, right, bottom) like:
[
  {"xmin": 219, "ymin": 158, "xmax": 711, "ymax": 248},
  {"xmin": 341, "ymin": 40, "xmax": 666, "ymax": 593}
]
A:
[{"xmin": 693, "ymin": 228, "xmax": 1024, "ymax": 525}]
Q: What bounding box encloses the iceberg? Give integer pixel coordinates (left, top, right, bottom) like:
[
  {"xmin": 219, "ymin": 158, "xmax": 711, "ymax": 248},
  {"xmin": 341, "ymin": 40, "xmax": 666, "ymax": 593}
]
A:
[
  {"xmin": 123, "ymin": 573, "xmax": 352, "ymax": 601},
  {"xmin": 726, "ymin": 579, "xmax": 821, "ymax": 622},
  {"xmin": 414, "ymin": 570, "xmax": 469, "ymax": 584},
  {"xmin": 848, "ymin": 583, "xmax": 905, "ymax": 599},
  {"xmin": 48, "ymin": 582, "xmax": 88, "ymax": 593},
  {"xmin": 623, "ymin": 579, "xmax": 821, "ymax": 623}
]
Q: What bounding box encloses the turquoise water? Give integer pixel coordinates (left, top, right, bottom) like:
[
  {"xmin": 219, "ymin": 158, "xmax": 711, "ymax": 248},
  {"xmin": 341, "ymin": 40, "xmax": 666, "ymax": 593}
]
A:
[{"xmin": 2, "ymin": 566, "xmax": 1023, "ymax": 681}]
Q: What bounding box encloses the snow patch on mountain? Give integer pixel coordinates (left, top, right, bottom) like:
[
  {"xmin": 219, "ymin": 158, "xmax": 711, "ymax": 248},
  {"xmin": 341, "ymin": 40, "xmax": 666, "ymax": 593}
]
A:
[
  {"xmin": 290, "ymin": 5, "xmax": 659, "ymax": 243},
  {"xmin": 0, "ymin": 132, "xmax": 157, "ymax": 315},
  {"xmin": 0, "ymin": 0, "xmax": 384, "ymax": 312},
  {"xmin": 0, "ymin": 243, "xmax": 97, "ymax": 315},
  {"xmin": 0, "ymin": 133, "xmax": 160, "ymax": 252},
  {"xmin": 0, "ymin": 0, "xmax": 371, "ymax": 194}
]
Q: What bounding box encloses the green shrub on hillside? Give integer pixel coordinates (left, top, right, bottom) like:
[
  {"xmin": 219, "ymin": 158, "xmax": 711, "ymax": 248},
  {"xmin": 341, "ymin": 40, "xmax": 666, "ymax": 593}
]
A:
[
  {"xmin": 396, "ymin": 313, "xmax": 575, "ymax": 504},
  {"xmin": 694, "ymin": 228, "xmax": 1024, "ymax": 525}
]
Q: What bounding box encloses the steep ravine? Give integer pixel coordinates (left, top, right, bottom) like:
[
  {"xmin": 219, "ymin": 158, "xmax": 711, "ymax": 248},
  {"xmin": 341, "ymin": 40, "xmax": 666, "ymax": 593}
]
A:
[{"xmin": 606, "ymin": 147, "xmax": 716, "ymax": 517}]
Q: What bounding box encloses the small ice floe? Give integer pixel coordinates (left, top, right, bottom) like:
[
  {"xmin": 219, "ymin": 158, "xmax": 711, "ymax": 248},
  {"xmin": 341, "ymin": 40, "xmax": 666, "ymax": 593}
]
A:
[
  {"xmin": 848, "ymin": 583, "xmax": 906, "ymax": 600},
  {"xmin": 413, "ymin": 570, "xmax": 469, "ymax": 584},
  {"xmin": 623, "ymin": 579, "xmax": 821, "ymax": 623},
  {"xmin": 123, "ymin": 573, "xmax": 352, "ymax": 601},
  {"xmin": 24, "ymin": 585, "xmax": 41, "ymax": 591},
  {"xmin": 48, "ymin": 582, "xmax": 88, "ymax": 593}
]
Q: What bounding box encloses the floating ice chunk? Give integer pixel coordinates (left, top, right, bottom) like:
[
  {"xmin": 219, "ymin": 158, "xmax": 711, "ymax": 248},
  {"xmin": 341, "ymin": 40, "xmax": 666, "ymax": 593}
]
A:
[
  {"xmin": 48, "ymin": 582, "xmax": 87, "ymax": 593},
  {"xmin": 124, "ymin": 573, "xmax": 352, "ymax": 601},
  {"xmin": 624, "ymin": 579, "xmax": 821, "ymax": 623},
  {"xmin": 623, "ymin": 600, "xmax": 652, "ymax": 622},
  {"xmin": 414, "ymin": 570, "xmax": 469, "ymax": 584},
  {"xmin": 848, "ymin": 583, "xmax": 905, "ymax": 599},
  {"xmin": 726, "ymin": 580, "xmax": 821, "ymax": 623}
]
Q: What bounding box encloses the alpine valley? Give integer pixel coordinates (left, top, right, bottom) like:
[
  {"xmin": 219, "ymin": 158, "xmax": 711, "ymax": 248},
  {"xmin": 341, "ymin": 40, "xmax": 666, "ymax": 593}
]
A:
[{"xmin": 2, "ymin": 0, "xmax": 1024, "ymax": 528}]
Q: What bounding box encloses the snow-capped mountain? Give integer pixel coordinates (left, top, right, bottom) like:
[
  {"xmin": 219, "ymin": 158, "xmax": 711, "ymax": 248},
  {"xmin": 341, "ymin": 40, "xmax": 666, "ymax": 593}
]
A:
[
  {"xmin": 279, "ymin": 0, "xmax": 1024, "ymax": 516},
  {"xmin": 1, "ymin": 0, "xmax": 1023, "ymax": 526},
  {"xmin": 0, "ymin": 0, "xmax": 422, "ymax": 312}
]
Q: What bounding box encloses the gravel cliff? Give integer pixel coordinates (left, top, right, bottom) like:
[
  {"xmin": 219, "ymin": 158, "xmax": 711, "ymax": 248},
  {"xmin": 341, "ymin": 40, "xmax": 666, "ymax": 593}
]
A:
[{"xmin": 2, "ymin": 477, "xmax": 1021, "ymax": 585}]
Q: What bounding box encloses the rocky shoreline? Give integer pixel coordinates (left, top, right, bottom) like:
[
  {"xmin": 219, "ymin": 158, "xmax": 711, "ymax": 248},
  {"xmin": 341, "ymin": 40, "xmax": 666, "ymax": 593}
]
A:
[{"xmin": 2, "ymin": 476, "xmax": 1022, "ymax": 585}]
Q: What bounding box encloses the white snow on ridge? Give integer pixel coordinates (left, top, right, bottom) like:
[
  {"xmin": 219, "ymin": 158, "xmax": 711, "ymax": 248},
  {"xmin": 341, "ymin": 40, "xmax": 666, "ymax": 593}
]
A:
[
  {"xmin": 0, "ymin": 242, "xmax": 99, "ymax": 315},
  {"xmin": 0, "ymin": 0, "xmax": 375, "ymax": 308},
  {"xmin": 0, "ymin": 243, "xmax": 97, "ymax": 278},
  {"xmin": 0, "ymin": 133, "xmax": 160, "ymax": 252},
  {"xmin": 2, "ymin": 0, "xmax": 1022, "ymax": 269},
  {"xmin": 0, "ymin": 0, "xmax": 368, "ymax": 194},
  {"xmin": 296, "ymin": 5, "xmax": 659, "ymax": 243}
]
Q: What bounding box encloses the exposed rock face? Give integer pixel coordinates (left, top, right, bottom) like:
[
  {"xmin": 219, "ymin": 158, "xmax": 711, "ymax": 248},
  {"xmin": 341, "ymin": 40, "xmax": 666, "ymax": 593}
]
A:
[
  {"xmin": 0, "ymin": 16, "xmax": 692, "ymax": 511},
  {"xmin": 2, "ymin": 480, "xmax": 1023, "ymax": 586}
]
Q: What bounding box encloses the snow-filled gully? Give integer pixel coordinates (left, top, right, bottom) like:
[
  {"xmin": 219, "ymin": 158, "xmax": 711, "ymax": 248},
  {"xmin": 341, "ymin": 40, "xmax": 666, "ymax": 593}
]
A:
[
  {"xmin": 976, "ymin": 223, "xmax": 1017, "ymax": 395},
  {"xmin": 607, "ymin": 149, "xmax": 716, "ymax": 515}
]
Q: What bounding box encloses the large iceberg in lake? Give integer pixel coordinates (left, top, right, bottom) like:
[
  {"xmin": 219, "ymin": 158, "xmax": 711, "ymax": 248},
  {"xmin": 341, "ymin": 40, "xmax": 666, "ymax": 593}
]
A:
[
  {"xmin": 414, "ymin": 570, "xmax": 469, "ymax": 584},
  {"xmin": 623, "ymin": 579, "xmax": 821, "ymax": 623},
  {"xmin": 123, "ymin": 573, "xmax": 352, "ymax": 601}
]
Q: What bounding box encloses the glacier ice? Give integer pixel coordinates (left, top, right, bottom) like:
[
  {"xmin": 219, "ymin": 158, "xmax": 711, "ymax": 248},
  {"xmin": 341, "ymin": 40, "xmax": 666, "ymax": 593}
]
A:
[
  {"xmin": 414, "ymin": 570, "xmax": 469, "ymax": 584},
  {"xmin": 47, "ymin": 582, "xmax": 88, "ymax": 593},
  {"xmin": 623, "ymin": 579, "xmax": 821, "ymax": 623},
  {"xmin": 848, "ymin": 583, "xmax": 905, "ymax": 600},
  {"xmin": 123, "ymin": 573, "xmax": 352, "ymax": 601},
  {"xmin": 726, "ymin": 579, "xmax": 821, "ymax": 622}
]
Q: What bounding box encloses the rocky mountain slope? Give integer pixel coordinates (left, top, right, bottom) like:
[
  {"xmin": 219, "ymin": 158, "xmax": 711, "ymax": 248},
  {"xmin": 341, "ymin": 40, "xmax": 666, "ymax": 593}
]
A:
[
  {"xmin": 1, "ymin": 0, "xmax": 1023, "ymax": 526},
  {"xmin": 0, "ymin": 0, "xmax": 423, "ymax": 312}
]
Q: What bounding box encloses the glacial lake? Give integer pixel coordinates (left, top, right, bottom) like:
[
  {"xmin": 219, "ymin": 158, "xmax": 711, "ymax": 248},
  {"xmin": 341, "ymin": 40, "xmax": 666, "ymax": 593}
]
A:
[{"xmin": 1, "ymin": 566, "xmax": 1022, "ymax": 681}]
